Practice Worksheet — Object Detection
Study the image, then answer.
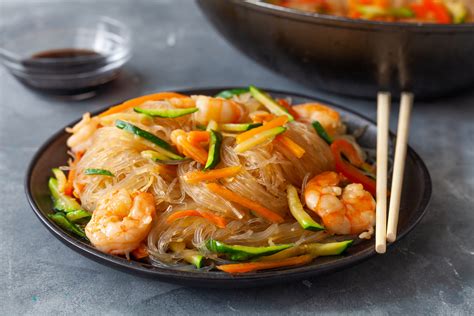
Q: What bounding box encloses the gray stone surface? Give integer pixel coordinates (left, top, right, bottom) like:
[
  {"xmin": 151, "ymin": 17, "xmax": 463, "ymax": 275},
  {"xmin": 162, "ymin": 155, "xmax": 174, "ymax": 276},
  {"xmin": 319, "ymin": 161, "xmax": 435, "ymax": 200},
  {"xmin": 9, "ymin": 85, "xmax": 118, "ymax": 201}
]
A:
[{"xmin": 1, "ymin": 0, "xmax": 473, "ymax": 315}]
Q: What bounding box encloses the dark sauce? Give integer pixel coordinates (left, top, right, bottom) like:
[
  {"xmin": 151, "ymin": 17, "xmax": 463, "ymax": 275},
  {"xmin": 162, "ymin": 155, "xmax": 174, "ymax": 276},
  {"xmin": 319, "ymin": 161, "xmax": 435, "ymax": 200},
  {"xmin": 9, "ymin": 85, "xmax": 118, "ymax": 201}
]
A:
[{"xmin": 19, "ymin": 48, "xmax": 119, "ymax": 97}]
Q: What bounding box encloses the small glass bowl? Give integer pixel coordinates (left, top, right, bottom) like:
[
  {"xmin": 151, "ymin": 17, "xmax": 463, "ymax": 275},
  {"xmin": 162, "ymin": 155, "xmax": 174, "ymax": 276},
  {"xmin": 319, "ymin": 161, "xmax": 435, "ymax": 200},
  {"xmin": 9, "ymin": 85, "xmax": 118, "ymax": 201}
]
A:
[{"xmin": 0, "ymin": 13, "xmax": 131, "ymax": 98}]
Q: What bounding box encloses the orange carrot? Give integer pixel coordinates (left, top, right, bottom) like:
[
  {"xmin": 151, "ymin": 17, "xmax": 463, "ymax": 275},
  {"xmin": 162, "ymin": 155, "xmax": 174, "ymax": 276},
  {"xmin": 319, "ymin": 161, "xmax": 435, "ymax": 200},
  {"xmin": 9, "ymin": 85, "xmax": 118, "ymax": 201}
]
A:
[
  {"xmin": 179, "ymin": 137, "xmax": 208, "ymax": 165},
  {"xmin": 236, "ymin": 116, "xmax": 288, "ymax": 144},
  {"xmin": 184, "ymin": 166, "xmax": 242, "ymax": 184},
  {"xmin": 277, "ymin": 99, "xmax": 300, "ymax": 120},
  {"xmin": 206, "ymin": 183, "xmax": 284, "ymax": 223},
  {"xmin": 217, "ymin": 254, "xmax": 313, "ymax": 274},
  {"xmin": 98, "ymin": 92, "xmax": 187, "ymax": 117},
  {"xmin": 166, "ymin": 209, "xmax": 227, "ymax": 228},
  {"xmin": 187, "ymin": 131, "xmax": 210, "ymax": 146},
  {"xmin": 275, "ymin": 135, "xmax": 305, "ymax": 158},
  {"xmin": 131, "ymin": 243, "xmax": 149, "ymax": 259},
  {"xmin": 64, "ymin": 151, "xmax": 83, "ymax": 196},
  {"xmin": 252, "ymin": 112, "xmax": 276, "ymax": 123}
]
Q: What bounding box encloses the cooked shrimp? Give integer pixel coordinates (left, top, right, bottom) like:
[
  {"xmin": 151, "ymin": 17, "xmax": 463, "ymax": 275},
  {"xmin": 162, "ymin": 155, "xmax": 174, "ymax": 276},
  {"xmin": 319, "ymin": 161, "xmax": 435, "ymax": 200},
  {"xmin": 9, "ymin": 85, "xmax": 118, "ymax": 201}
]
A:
[
  {"xmin": 66, "ymin": 113, "xmax": 100, "ymax": 153},
  {"xmin": 304, "ymin": 171, "xmax": 375, "ymax": 235},
  {"xmin": 85, "ymin": 190, "xmax": 156, "ymax": 255},
  {"xmin": 293, "ymin": 103, "xmax": 346, "ymax": 137},
  {"xmin": 192, "ymin": 95, "xmax": 246, "ymax": 125}
]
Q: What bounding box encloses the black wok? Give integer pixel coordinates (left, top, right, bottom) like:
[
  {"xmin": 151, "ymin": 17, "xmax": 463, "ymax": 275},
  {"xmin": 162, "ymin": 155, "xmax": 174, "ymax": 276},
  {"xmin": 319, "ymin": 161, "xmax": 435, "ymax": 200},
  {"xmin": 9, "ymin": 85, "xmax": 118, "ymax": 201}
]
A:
[{"xmin": 197, "ymin": 0, "xmax": 474, "ymax": 99}]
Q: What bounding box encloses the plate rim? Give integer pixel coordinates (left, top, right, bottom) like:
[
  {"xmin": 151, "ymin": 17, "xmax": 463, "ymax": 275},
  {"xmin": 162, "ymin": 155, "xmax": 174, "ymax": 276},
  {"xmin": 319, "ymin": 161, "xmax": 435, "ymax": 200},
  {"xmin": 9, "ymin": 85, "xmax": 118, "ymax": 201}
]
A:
[{"xmin": 24, "ymin": 87, "xmax": 432, "ymax": 285}]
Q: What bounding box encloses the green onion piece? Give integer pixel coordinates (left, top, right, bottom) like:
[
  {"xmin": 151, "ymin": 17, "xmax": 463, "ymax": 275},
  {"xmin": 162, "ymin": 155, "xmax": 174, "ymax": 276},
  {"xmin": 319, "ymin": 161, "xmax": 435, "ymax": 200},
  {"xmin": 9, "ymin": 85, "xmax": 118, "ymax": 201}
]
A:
[
  {"xmin": 48, "ymin": 213, "xmax": 88, "ymax": 239},
  {"xmin": 312, "ymin": 121, "xmax": 333, "ymax": 144},
  {"xmin": 84, "ymin": 168, "xmax": 114, "ymax": 177},
  {"xmin": 134, "ymin": 107, "xmax": 198, "ymax": 118},
  {"xmin": 215, "ymin": 88, "xmax": 250, "ymax": 99}
]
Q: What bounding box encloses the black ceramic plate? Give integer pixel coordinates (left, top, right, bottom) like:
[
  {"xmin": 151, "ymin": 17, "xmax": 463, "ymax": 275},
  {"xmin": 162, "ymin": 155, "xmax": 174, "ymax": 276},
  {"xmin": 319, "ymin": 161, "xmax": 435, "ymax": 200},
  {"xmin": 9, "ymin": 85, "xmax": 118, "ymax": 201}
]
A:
[{"xmin": 25, "ymin": 88, "xmax": 431, "ymax": 288}]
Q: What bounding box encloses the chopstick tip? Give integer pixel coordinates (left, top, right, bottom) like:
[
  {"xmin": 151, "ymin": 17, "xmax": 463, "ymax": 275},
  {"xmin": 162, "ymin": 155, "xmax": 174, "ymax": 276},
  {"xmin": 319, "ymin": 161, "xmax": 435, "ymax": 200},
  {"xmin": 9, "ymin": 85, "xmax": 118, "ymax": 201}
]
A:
[
  {"xmin": 375, "ymin": 244, "xmax": 386, "ymax": 254},
  {"xmin": 386, "ymin": 233, "xmax": 396, "ymax": 243}
]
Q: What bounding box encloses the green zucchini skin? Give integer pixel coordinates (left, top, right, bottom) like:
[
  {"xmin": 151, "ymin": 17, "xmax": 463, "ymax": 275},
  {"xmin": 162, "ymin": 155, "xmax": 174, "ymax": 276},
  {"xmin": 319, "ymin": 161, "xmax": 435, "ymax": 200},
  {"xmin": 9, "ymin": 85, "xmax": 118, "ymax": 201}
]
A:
[
  {"xmin": 249, "ymin": 85, "xmax": 294, "ymax": 121},
  {"xmin": 48, "ymin": 212, "xmax": 87, "ymax": 239},
  {"xmin": 134, "ymin": 107, "xmax": 198, "ymax": 118},
  {"xmin": 115, "ymin": 120, "xmax": 183, "ymax": 160},
  {"xmin": 219, "ymin": 123, "xmax": 262, "ymax": 132},
  {"xmin": 215, "ymin": 88, "xmax": 250, "ymax": 99},
  {"xmin": 305, "ymin": 240, "xmax": 353, "ymax": 256},
  {"xmin": 312, "ymin": 121, "xmax": 333, "ymax": 144},
  {"xmin": 206, "ymin": 239, "xmax": 293, "ymax": 261},
  {"xmin": 84, "ymin": 168, "xmax": 114, "ymax": 177},
  {"xmin": 48, "ymin": 177, "xmax": 83, "ymax": 212},
  {"xmin": 287, "ymin": 184, "xmax": 325, "ymax": 231},
  {"xmin": 204, "ymin": 130, "xmax": 223, "ymax": 170}
]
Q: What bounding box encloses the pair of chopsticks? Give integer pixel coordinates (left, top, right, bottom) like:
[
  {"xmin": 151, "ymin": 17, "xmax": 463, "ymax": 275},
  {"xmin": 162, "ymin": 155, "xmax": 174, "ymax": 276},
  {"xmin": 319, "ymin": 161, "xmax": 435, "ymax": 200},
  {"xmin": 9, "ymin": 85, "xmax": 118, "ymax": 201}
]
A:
[{"xmin": 375, "ymin": 92, "xmax": 413, "ymax": 254}]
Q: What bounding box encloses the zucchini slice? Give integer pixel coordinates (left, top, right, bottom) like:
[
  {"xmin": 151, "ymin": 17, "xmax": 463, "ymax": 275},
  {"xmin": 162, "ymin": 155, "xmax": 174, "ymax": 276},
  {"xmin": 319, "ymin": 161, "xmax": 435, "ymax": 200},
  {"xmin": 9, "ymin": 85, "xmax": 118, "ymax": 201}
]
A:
[
  {"xmin": 204, "ymin": 130, "xmax": 223, "ymax": 170},
  {"xmin": 219, "ymin": 123, "xmax": 262, "ymax": 132},
  {"xmin": 206, "ymin": 239, "xmax": 293, "ymax": 261},
  {"xmin": 48, "ymin": 178, "xmax": 82, "ymax": 212},
  {"xmin": 48, "ymin": 212, "xmax": 87, "ymax": 239},
  {"xmin": 51, "ymin": 168, "xmax": 67, "ymax": 192},
  {"xmin": 260, "ymin": 240, "xmax": 353, "ymax": 261},
  {"xmin": 134, "ymin": 107, "xmax": 198, "ymax": 118},
  {"xmin": 312, "ymin": 121, "xmax": 333, "ymax": 144},
  {"xmin": 249, "ymin": 85, "xmax": 294, "ymax": 121},
  {"xmin": 215, "ymin": 88, "xmax": 250, "ymax": 99},
  {"xmin": 234, "ymin": 126, "xmax": 286, "ymax": 153},
  {"xmin": 66, "ymin": 209, "xmax": 92, "ymax": 224},
  {"xmin": 115, "ymin": 120, "xmax": 183, "ymax": 160},
  {"xmin": 84, "ymin": 168, "xmax": 114, "ymax": 177},
  {"xmin": 287, "ymin": 184, "xmax": 325, "ymax": 231}
]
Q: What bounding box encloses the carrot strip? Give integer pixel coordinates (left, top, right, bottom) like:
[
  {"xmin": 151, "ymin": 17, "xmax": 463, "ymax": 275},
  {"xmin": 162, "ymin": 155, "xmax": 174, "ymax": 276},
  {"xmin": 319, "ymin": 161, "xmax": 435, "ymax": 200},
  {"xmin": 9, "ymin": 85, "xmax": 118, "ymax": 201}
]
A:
[
  {"xmin": 236, "ymin": 116, "xmax": 288, "ymax": 144},
  {"xmin": 275, "ymin": 135, "xmax": 305, "ymax": 158},
  {"xmin": 98, "ymin": 92, "xmax": 187, "ymax": 117},
  {"xmin": 180, "ymin": 137, "xmax": 208, "ymax": 165},
  {"xmin": 187, "ymin": 131, "xmax": 210, "ymax": 146},
  {"xmin": 131, "ymin": 243, "xmax": 149, "ymax": 259},
  {"xmin": 217, "ymin": 254, "xmax": 313, "ymax": 274},
  {"xmin": 206, "ymin": 183, "xmax": 284, "ymax": 223},
  {"xmin": 184, "ymin": 166, "xmax": 242, "ymax": 184},
  {"xmin": 277, "ymin": 99, "xmax": 299, "ymax": 120},
  {"xmin": 166, "ymin": 209, "xmax": 227, "ymax": 228}
]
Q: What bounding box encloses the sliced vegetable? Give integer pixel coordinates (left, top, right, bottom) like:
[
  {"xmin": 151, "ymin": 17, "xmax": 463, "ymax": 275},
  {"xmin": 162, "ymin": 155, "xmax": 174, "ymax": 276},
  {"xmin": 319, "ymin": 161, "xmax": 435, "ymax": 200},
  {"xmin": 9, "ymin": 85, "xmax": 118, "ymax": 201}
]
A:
[
  {"xmin": 66, "ymin": 209, "xmax": 92, "ymax": 223},
  {"xmin": 275, "ymin": 135, "xmax": 305, "ymax": 158},
  {"xmin": 204, "ymin": 130, "xmax": 223, "ymax": 170},
  {"xmin": 64, "ymin": 151, "xmax": 83, "ymax": 196},
  {"xmin": 260, "ymin": 240, "xmax": 353, "ymax": 261},
  {"xmin": 184, "ymin": 165, "xmax": 242, "ymax": 184},
  {"xmin": 48, "ymin": 212, "xmax": 87, "ymax": 239},
  {"xmin": 84, "ymin": 168, "xmax": 114, "ymax": 177},
  {"xmin": 206, "ymin": 239, "xmax": 293, "ymax": 261},
  {"xmin": 219, "ymin": 123, "xmax": 262, "ymax": 132},
  {"xmin": 215, "ymin": 88, "xmax": 250, "ymax": 99},
  {"xmin": 445, "ymin": 0, "xmax": 468, "ymax": 23},
  {"xmin": 217, "ymin": 254, "xmax": 313, "ymax": 274},
  {"xmin": 187, "ymin": 131, "xmax": 210, "ymax": 145},
  {"xmin": 178, "ymin": 136, "xmax": 209, "ymax": 165},
  {"xmin": 169, "ymin": 242, "xmax": 203, "ymax": 268},
  {"xmin": 52, "ymin": 168, "xmax": 67, "ymax": 192},
  {"xmin": 99, "ymin": 92, "xmax": 187, "ymax": 117},
  {"xmin": 49, "ymin": 178, "xmax": 83, "ymax": 212},
  {"xmin": 276, "ymin": 99, "xmax": 300, "ymax": 120},
  {"xmin": 141, "ymin": 150, "xmax": 170, "ymax": 162},
  {"xmin": 134, "ymin": 107, "xmax": 198, "ymax": 118},
  {"xmin": 287, "ymin": 185, "xmax": 324, "ymax": 231},
  {"xmin": 115, "ymin": 120, "xmax": 183, "ymax": 160},
  {"xmin": 206, "ymin": 183, "xmax": 284, "ymax": 223},
  {"xmin": 389, "ymin": 6, "xmax": 415, "ymax": 18},
  {"xmin": 357, "ymin": 5, "xmax": 388, "ymax": 18},
  {"xmin": 312, "ymin": 121, "xmax": 333, "ymax": 144},
  {"xmin": 166, "ymin": 210, "xmax": 227, "ymax": 228},
  {"xmin": 206, "ymin": 120, "xmax": 219, "ymax": 132},
  {"xmin": 236, "ymin": 116, "xmax": 288, "ymax": 144},
  {"xmin": 234, "ymin": 126, "xmax": 286, "ymax": 153},
  {"xmin": 249, "ymin": 86, "xmax": 294, "ymax": 121},
  {"xmin": 330, "ymin": 139, "xmax": 376, "ymax": 196}
]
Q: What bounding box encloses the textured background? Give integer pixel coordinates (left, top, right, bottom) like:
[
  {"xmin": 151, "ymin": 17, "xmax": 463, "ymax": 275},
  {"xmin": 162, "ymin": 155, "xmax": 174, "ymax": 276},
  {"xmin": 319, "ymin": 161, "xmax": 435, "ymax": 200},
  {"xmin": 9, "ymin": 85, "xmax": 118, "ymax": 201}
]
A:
[{"xmin": 0, "ymin": 0, "xmax": 473, "ymax": 315}]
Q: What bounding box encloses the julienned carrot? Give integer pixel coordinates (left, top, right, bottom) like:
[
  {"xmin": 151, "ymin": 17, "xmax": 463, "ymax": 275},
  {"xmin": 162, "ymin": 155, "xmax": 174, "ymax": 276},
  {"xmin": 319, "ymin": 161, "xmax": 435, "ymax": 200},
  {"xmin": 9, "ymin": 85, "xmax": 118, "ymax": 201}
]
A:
[
  {"xmin": 166, "ymin": 209, "xmax": 227, "ymax": 228},
  {"xmin": 187, "ymin": 131, "xmax": 210, "ymax": 146},
  {"xmin": 179, "ymin": 137, "xmax": 208, "ymax": 165},
  {"xmin": 206, "ymin": 183, "xmax": 284, "ymax": 223},
  {"xmin": 184, "ymin": 166, "xmax": 242, "ymax": 184},
  {"xmin": 98, "ymin": 92, "xmax": 187, "ymax": 117},
  {"xmin": 236, "ymin": 116, "xmax": 288, "ymax": 144},
  {"xmin": 217, "ymin": 254, "xmax": 313, "ymax": 274},
  {"xmin": 275, "ymin": 135, "xmax": 305, "ymax": 158},
  {"xmin": 277, "ymin": 99, "xmax": 299, "ymax": 120}
]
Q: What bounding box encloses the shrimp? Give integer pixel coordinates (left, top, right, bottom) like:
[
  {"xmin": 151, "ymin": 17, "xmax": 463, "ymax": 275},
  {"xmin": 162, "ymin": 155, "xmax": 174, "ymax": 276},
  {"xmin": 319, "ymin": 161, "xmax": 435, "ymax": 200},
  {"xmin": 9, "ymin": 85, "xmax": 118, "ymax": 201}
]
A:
[
  {"xmin": 192, "ymin": 95, "xmax": 246, "ymax": 125},
  {"xmin": 85, "ymin": 190, "xmax": 156, "ymax": 255},
  {"xmin": 304, "ymin": 171, "xmax": 375, "ymax": 235},
  {"xmin": 293, "ymin": 103, "xmax": 346, "ymax": 137},
  {"xmin": 66, "ymin": 113, "xmax": 100, "ymax": 153}
]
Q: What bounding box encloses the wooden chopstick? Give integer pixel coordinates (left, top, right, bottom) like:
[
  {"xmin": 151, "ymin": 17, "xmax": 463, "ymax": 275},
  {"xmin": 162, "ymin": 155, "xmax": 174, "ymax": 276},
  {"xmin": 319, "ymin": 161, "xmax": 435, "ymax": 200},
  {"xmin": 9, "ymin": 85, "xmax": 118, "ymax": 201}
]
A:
[
  {"xmin": 387, "ymin": 92, "xmax": 413, "ymax": 242},
  {"xmin": 375, "ymin": 92, "xmax": 390, "ymax": 254}
]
